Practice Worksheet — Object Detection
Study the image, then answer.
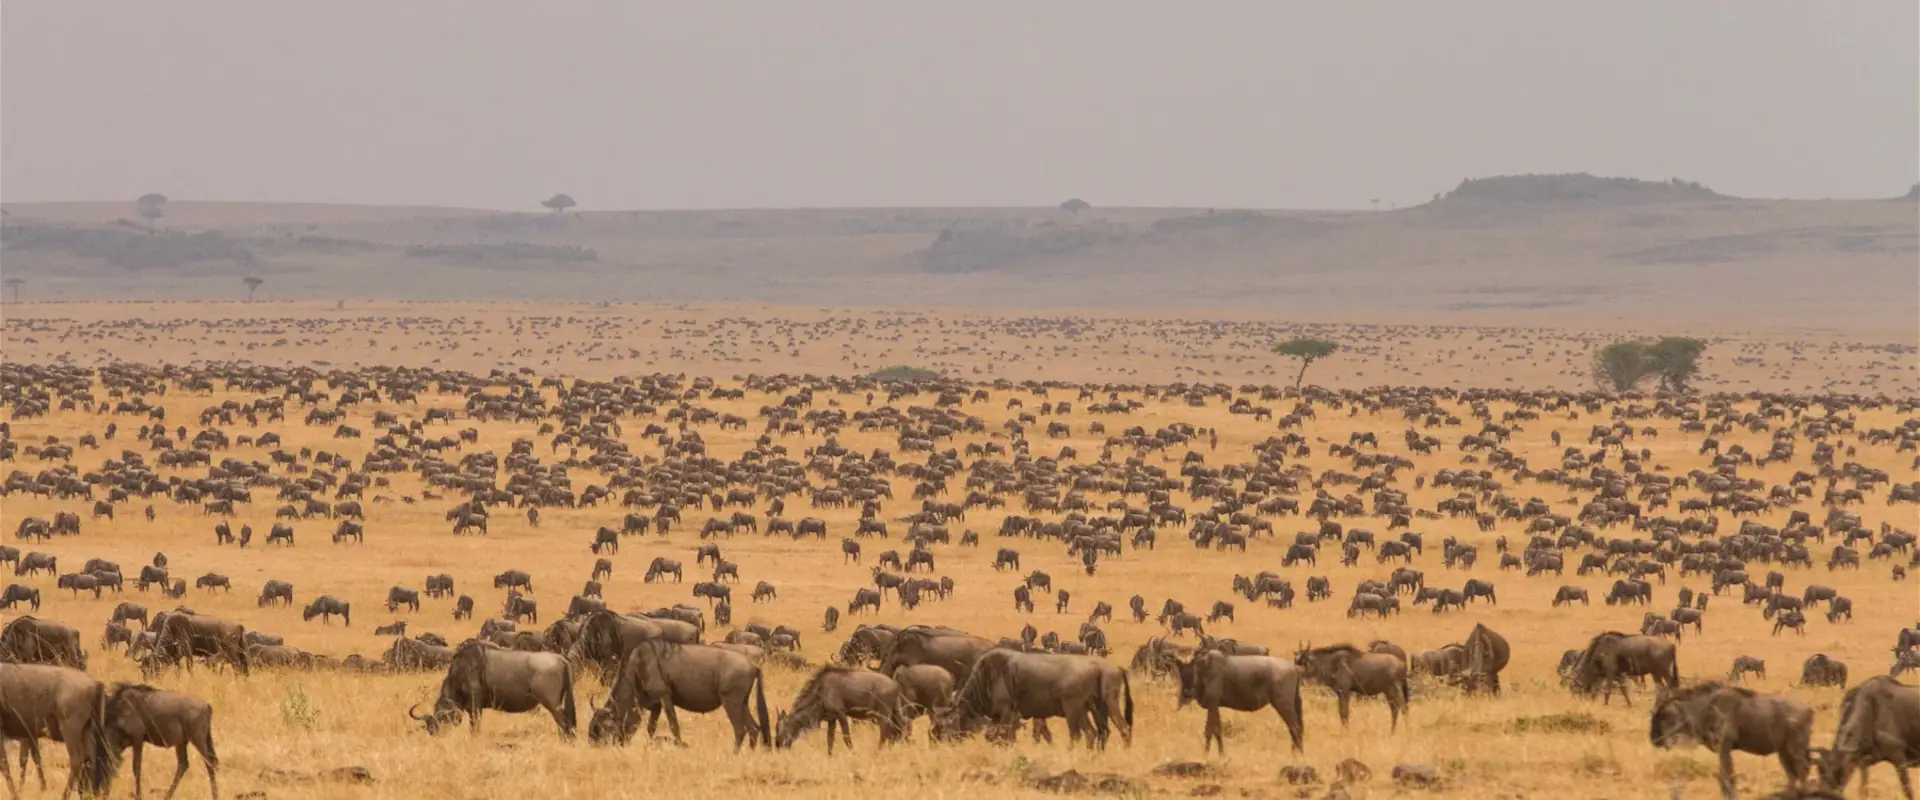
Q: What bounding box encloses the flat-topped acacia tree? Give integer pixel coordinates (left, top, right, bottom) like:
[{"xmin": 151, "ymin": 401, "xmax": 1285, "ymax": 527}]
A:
[{"xmin": 1274, "ymin": 338, "xmax": 1339, "ymax": 390}]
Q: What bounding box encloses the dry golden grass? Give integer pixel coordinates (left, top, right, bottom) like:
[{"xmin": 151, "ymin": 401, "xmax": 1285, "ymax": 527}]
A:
[{"xmin": 0, "ymin": 306, "xmax": 1915, "ymax": 799}]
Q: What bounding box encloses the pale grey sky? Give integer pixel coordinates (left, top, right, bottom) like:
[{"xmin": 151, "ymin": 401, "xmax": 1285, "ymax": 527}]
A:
[{"xmin": 3, "ymin": 2, "xmax": 1914, "ymax": 210}]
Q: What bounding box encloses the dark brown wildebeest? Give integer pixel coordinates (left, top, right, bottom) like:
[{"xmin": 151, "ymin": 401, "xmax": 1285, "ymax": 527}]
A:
[
  {"xmin": 890, "ymin": 663, "xmax": 955, "ymax": 741},
  {"xmin": 1129, "ymin": 594, "xmax": 1147, "ymax": 622},
  {"xmin": 103, "ymin": 622, "xmax": 134, "ymax": 651},
  {"xmin": 645, "ymin": 557, "xmax": 683, "ymax": 583},
  {"xmin": 1411, "ymin": 645, "xmax": 1468, "ymax": 678},
  {"xmin": 822, "ymin": 606, "xmax": 840, "ymax": 633},
  {"xmin": 453, "ymin": 595, "xmax": 474, "ymax": 620},
  {"xmin": 410, "ymin": 641, "xmax": 576, "ymax": 738},
  {"xmin": 1801, "ymin": 654, "xmax": 1848, "ymax": 687},
  {"xmin": 493, "ymin": 570, "xmax": 533, "ymax": 593},
  {"xmin": 1461, "ymin": 579, "xmax": 1497, "ymax": 604},
  {"xmin": 13, "ymin": 552, "xmax": 55, "ymax": 577},
  {"xmin": 573, "ymin": 611, "xmax": 700, "ymax": 680},
  {"xmin": 257, "ymin": 580, "xmax": 294, "ymax": 608},
  {"xmin": 591, "ymin": 527, "xmax": 619, "ymax": 554},
  {"xmin": 1729, "ymin": 656, "xmax": 1767, "ymax": 683},
  {"xmin": 193, "ymin": 573, "xmax": 230, "ymax": 593},
  {"xmin": 847, "ymin": 588, "xmax": 882, "ymax": 615},
  {"xmin": 265, "ymin": 524, "xmax": 294, "ymax": 546},
  {"xmin": 581, "ymin": 580, "xmax": 603, "ymax": 599},
  {"xmin": 1025, "ymin": 571, "xmax": 1052, "ymax": 592},
  {"xmin": 591, "ymin": 560, "xmax": 613, "ymax": 583},
  {"xmin": 0, "ymin": 616, "xmax": 87, "ymax": 669},
  {"xmin": 878, "ymin": 626, "xmax": 997, "ymax": 685},
  {"xmin": 504, "ymin": 595, "xmax": 539, "ymax": 624},
  {"xmin": 1814, "ymin": 675, "xmax": 1918, "ymax": 799},
  {"xmin": 57, "ymin": 573, "xmax": 102, "ymax": 599},
  {"xmin": 1462, "ymin": 623, "xmax": 1512, "ymax": 695},
  {"xmin": 384, "ymin": 637, "xmax": 456, "ymax": 672},
  {"xmin": 424, "ymin": 574, "xmax": 455, "ymax": 599},
  {"xmin": 102, "ymin": 682, "xmax": 218, "ymax": 800},
  {"xmin": 387, "ymin": 586, "xmax": 422, "ymax": 613},
  {"xmin": 111, "ymin": 602, "xmax": 148, "ymax": 629},
  {"xmin": 1650, "ymin": 681, "xmax": 1813, "ymax": 800},
  {"xmin": 691, "ymin": 582, "xmax": 728, "ymax": 608},
  {"xmin": 374, "ymin": 621, "xmax": 409, "ymax": 637},
  {"xmin": 752, "ymin": 581, "xmax": 777, "ymax": 603},
  {"xmin": 1012, "ymin": 585, "xmax": 1034, "ymax": 613},
  {"xmin": 566, "ymin": 595, "xmax": 606, "ymax": 618},
  {"xmin": 146, "ymin": 612, "xmax": 250, "ymax": 677},
  {"xmin": 993, "ymin": 548, "xmax": 1020, "ymax": 571},
  {"xmin": 1552, "ymin": 585, "xmax": 1590, "ymax": 606},
  {"xmin": 930, "ymin": 649, "xmax": 1130, "ymax": 749},
  {"xmin": 1774, "ymin": 609, "xmax": 1809, "ymax": 637},
  {"xmin": 1, "ymin": 584, "xmax": 40, "ymax": 611},
  {"xmin": 0, "ymin": 663, "xmax": 117, "ymax": 798},
  {"xmin": 773, "ymin": 666, "xmax": 908, "ymax": 754},
  {"xmin": 1175, "ymin": 650, "xmax": 1304, "ymax": 756},
  {"xmin": 302, "ymin": 595, "xmax": 352, "ymax": 625},
  {"xmin": 587, "ymin": 639, "xmax": 770, "ymax": 750},
  {"xmin": 1566, "ymin": 631, "xmax": 1680, "ymax": 706},
  {"xmin": 1294, "ymin": 643, "xmax": 1409, "ymax": 731}
]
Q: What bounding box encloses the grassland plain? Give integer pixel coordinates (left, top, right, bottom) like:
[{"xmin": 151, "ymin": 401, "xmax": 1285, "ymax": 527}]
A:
[{"xmin": 0, "ymin": 313, "xmax": 1915, "ymax": 799}]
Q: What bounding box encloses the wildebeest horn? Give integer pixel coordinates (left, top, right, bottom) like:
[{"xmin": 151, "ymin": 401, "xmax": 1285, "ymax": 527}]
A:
[{"xmin": 407, "ymin": 703, "xmax": 428, "ymax": 721}]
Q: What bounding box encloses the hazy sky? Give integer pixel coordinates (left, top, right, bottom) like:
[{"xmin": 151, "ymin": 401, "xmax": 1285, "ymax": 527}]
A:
[{"xmin": 3, "ymin": 3, "xmax": 1914, "ymax": 210}]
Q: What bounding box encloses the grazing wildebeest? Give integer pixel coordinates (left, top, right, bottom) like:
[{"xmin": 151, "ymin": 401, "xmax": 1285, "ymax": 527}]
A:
[
  {"xmin": 591, "ymin": 527, "xmax": 620, "ymax": 554},
  {"xmin": 102, "ymin": 621, "xmax": 135, "ymax": 651},
  {"xmin": 302, "ymin": 595, "xmax": 351, "ymax": 626},
  {"xmin": 1553, "ymin": 585, "xmax": 1590, "ymax": 607},
  {"xmin": 102, "ymin": 682, "xmax": 219, "ymax": 800},
  {"xmin": 409, "ymin": 641, "xmax": 577, "ymax": 738},
  {"xmin": 493, "ymin": 570, "xmax": 533, "ymax": 593},
  {"xmin": 587, "ymin": 639, "xmax": 770, "ymax": 750},
  {"xmin": 265, "ymin": 524, "xmax": 294, "ymax": 546},
  {"xmin": 773, "ymin": 666, "xmax": 908, "ymax": 754},
  {"xmin": 375, "ymin": 620, "xmax": 409, "ymax": 636},
  {"xmin": 848, "ymin": 588, "xmax": 882, "ymax": 615},
  {"xmin": 1814, "ymin": 675, "xmax": 1919, "ymax": 799},
  {"xmin": 1566, "ymin": 631, "xmax": 1680, "ymax": 706},
  {"xmin": 0, "ymin": 663, "xmax": 118, "ymax": 798},
  {"xmin": 1801, "ymin": 654, "xmax": 1849, "ymax": 687},
  {"xmin": 0, "ymin": 617, "xmax": 87, "ymax": 669},
  {"xmin": 1462, "ymin": 579, "xmax": 1497, "ymax": 604},
  {"xmin": 1025, "ymin": 571, "xmax": 1052, "ymax": 592},
  {"xmin": 891, "ymin": 663, "xmax": 956, "ymax": 739},
  {"xmin": 1013, "ymin": 585, "xmax": 1034, "ymax": 613},
  {"xmin": 13, "ymin": 552, "xmax": 55, "ymax": 578},
  {"xmin": 453, "ymin": 595, "xmax": 474, "ymax": 621},
  {"xmin": 931, "ymin": 648, "xmax": 1131, "ymax": 749},
  {"xmin": 1, "ymin": 584, "xmax": 40, "ymax": 611},
  {"xmin": 1650, "ymin": 681, "xmax": 1813, "ymax": 800},
  {"xmin": 842, "ymin": 539, "xmax": 861, "ymax": 564},
  {"xmin": 822, "ymin": 606, "xmax": 840, "ymax": 633},
  {"xmin": 691, "ymin": 582, "xmax": 729, "ymax": 608},
  {"xmin": 505, "ymin": 595, "xmax": 539, "ymax": 624},
  {"xmin": 591, "ymin": 559, "xmax": 613, "ymax": 583},
  {"xmin": 878, "ymin": 627, "xmax": 998, "ymax": 686},
  {"xmin": 993, "ymin": 548, "xmax": 1020, "ymax": 571},
  {"xmin": 1774, "ymin": 609, "xmax": 1809, "ymax": 637},
  {"xmin": 136, "ymin": 565, "xmax": 168, "ymax": 592},
  {"xmin": 1729, "ymin": 656, "xmax": 1767, "ymax": 683},
  {"xmin": 1175, "ymin": 650, "xmax": 1305, "ymax": 756},
  {"xmin": 256, "ymin": 580, "xmax": 294, "ymax": 608},
  {"xmin": 145, "ymin": 612, "xmax": 251, "ymax": 676},
  {"xmin": 645, "ymin": 557, "xmax": 684, "ymax": 583},
  {"xmin": 58, "ymin": 573, "xmax": 103, "ymax": 599},
  {"xmin": 1294, "ymin": 643, "xmax": 1409, "ymax": 731},
  {"xmin": 752, "ymin": 581, "xmax": 778, "ymax": 603},
  {"xmin": 387, "ymin": 586, "xmax": 422, "ymax": 613}
]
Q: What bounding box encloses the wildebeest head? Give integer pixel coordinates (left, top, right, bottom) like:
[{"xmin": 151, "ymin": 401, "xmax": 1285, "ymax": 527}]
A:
[{"xmin": 408, "ymin": 700, "xmax": 462, "ymax": 736}]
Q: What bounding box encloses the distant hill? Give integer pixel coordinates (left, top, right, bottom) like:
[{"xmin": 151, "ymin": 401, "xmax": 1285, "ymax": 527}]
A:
[{"xmin": 1, "ymin": 174, "xmax": 1913, "ymax": 331}]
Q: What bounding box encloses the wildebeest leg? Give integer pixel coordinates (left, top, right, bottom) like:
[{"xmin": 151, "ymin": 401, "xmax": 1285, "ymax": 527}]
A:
[
  {"xmin": 0, "ymin": 736, "xmax": 14, "ymax": 800},
  {"xmin": 1889, "ymin": 762, "xmax": 1912, "ymax": 800},
  {"xmin": 838, "ymin": 714, "xmax": 853, "ymax": 752},
  {"xmin": 1030, "ymin": 719, "xmax": 1052, "ymax": 744},
  {"xmin": 1716, "ymin": 745, "xmax": 1738, "ymax": 800},
  {"xmin": 1336, "ymin": 691, "xmax": 1351, "ymax": 728},
  {"xmin": 164, "ymin": 741, "xmax": 195, "ymax": 800},
  {"xmin": 192, "ymin": 726, "xmax": 219, "ymax": 800},
  {"xmin": 1204, "ymin": 707, "xmax": 1223, "ymax": 755},
  {"xmin": 644, "ymin": 706, "xmax": 662, "ymax": 738},
  {"xmin": 661, "ymin": 703, "xmax": 684, "ymax": 745}
]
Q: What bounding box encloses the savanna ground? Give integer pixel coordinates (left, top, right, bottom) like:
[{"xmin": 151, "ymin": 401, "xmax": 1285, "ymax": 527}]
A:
[{"xmin": 0, "ymin": 302, "xmax": 1916, "ymax": 800}]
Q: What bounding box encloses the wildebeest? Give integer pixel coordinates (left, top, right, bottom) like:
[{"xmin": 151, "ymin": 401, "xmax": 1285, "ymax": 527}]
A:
[
  {"xmin": 409, "ymin": 641, "xmax": 577, "ymax": 738},
  {"xmin": 145, "ymin": 612, "xmax": 251, "ymax": 676},
  {"xmin": 1175, "ymin": 649, "xmax": 1304, "ymax": 755},
  {"xmin": 645, "ymin": 557, "xmax": 684, "ymax": 583},
  {"xmin": 1815, "ymin": 675, "xmax": 1918, "ymax": 798},
  {"xmin": 1, "ymin": 584, "xmax": 40, "ymax": 611},
  {"xmin": 257, "ymin": 580, "xmax": 294, "ymax": 608},
  {"xmin": 504, "ymin": 595, "xmax": 538, "ymax": 623},
  {"xmin": 878, "ymin": 626, "xmax": 998, "ymax": 685},
  {"xmin": 493, "ymin": 570, "xmax": 533, "ymax": 593},
  {"xmin": 1729, "ymin": 656, "xmax": 1767, "ymax": 683},
  {"xmin": 302, "ymin": 595, "xmax": 352, "ymax": 626},
  {"xmin": 930, "ymin": 648, "xmax": 1131, "ymax": 749},
  {"xmin": 0, "ymin": 663, "xmax": 118, "ymax": 797},
  {"xmin": 1650, "ymin": 681, "xmax": 1813, "ymax": 800},
  {"xmin": 1553, "ymin": 585, "xmax": 1590, "ymax": 607},
  {"xmin": 13, "ymin": 552, "xmax": 55, "ymax": 577},
  {"xmin": 0, "ymin": 616, "xmax": 87, "ymax": 669},
  {"xmin": 387, "ymin": 586, "xmax": 421, "ymax": 613},
  {"xmin": 102, "ymin": 682, "xmax": 219, "ymax": 800},
  {"xmin": 891, "ymin": 662, "xmax": 956, "ymax": 739},
  {"xmin": 773, "ymin": 666, "xmax": 908, "ymax": 753},
  {"xmin": 1294, "ymin": 643, "xmax": 1409, "ymax": 731},
  {"xmin": 1463, "ymin": 623, "xmax": 1512, "ymax": 695},
  {"xmin": 1801, "ymin": 654, "xmax": 1849, "ymax": 688},
  {"xmin": 1566, "ymin": 631, "xmax": 1680, "ymax": 706},
  {"xmin": 587, "ymin": 639, "xmax": 770, "ymax": 750},
  {"xmin": 453, "ymin": 595, "xmax": 474, "ymax": 621},
  {"xmin": 374, "ymin": 620, "xmax": 409, "ymax": 637}
]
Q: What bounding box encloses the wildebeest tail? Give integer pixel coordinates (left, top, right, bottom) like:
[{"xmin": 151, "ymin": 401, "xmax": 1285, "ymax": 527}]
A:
[
  {"xmin": 82, "ymin": 682, "xmax": 119, "ymax": 794},
  {"xmin": 1402, "ymin": 669, "xmax": 1411, "ymax": 706},
  {"xmin": 1120, "ymin": 670, "xmax": 1134, "ymax": 732},
  {"xmin": 753, "ymin": 667, "xmax": 772, "ymax": 749},
  {"xmin": 560, "ymin": 664, "xmax": 579, "ymax": 737},
  {"xmin": 1667, "ymin": 650, "xmax": 1680, "ymax": 688},
  {"xmin": 343, "ymin": 602, "xmax": 351, "ymax": 627}
]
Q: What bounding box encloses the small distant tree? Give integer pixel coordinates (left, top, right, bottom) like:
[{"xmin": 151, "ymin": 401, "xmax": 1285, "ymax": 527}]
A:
[
  {"xmin": 136, "ymin": 193, "xmax": 168, "ymax": 233},
  {"xmin": 3, "ymin": 277, "xmax": 22, "ymax": 302},
  {"xmin": 1646, "ymin": 337, "xmax": 1707, "ymax": 393},
  {"xmin": 1059, "ymin": 198, "xmax": 1090, "ymax": 215},
  {"xmin": 1273, "ymin": 338, "xmax": 1339, "ymax": 389},
  {"xmin": 1591, "ymin": 341, "xmax": 1653, "ymax": 393},
  {"xmin": 542, "ymin": 193, "xmax": 577, "ymax": 213},
  {"xmin": 243, "ymin": 276, "xmax": 264, "ymax": 301}
]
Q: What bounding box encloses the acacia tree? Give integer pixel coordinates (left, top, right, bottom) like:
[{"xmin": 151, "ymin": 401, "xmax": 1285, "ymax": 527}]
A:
[
  {"xmin": 542, "ymin": 193, "xmax": 577, "ymax": 213},
  {"xmin": 136, "ymin": 193, "xmax": 168, "ymax": 233},
  {"xmin": 1059, "ymin": 198, "xmax": 1090, "ymax": 215},
  {"xmin": 1591, "ymin": 341, "xmax": 1652, "ymax": 393},
  {"xmin": 3, "ymin": 277, "xmax": 21, "ymax": 302},
  {"xmin": 1646, "ymin": 337, "xmax": 1706, "ymax": 392},
  {"xmin": 243, "ymin": 276, "xmax": 263, "ymax": 301},
  {"xmin": 1273, "ymin": 338, "xmax": 1339, "ymax": 389}
]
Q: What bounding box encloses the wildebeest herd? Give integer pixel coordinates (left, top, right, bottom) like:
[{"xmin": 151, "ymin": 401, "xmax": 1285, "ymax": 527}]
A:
[{"xmin": 0, "ymin": 357, "xmax": 1917, "ymax": 799}]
